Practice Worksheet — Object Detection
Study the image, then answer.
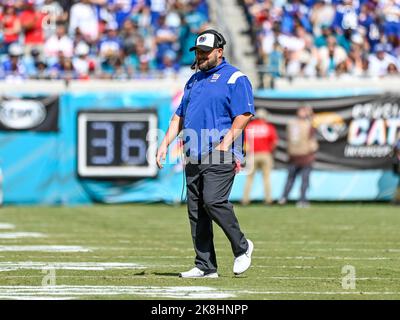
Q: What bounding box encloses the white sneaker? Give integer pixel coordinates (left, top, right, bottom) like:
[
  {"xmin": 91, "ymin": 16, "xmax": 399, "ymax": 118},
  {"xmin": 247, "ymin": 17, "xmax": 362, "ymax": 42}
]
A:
[
  {"xmin": 278, "ymin": 198, "xmax": 287, "ymax": 205},
  {"xmin": 179, "ymin": 267, "xmax": 219, "ymax": 278},
  {"xmin": 233, "ymin": 239, "xmax": 254, "ymax": 275}
]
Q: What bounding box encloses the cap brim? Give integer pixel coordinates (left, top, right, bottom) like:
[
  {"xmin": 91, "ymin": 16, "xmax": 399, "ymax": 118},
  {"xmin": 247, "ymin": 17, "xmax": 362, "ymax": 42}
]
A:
[{"xmin": 189, "ymin": 45, "xmax": 214, "ymax": 52}]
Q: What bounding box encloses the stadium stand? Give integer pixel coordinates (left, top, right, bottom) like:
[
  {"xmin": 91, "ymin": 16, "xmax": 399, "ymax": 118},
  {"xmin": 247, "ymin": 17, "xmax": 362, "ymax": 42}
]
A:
[
  {"xmin": 238, "ymin": 0, "xmax": 400, "ymax": 87},
  {"xmin": 0, "ymin": 0, "xmax": 399, "ymax": 84},
  {"xmin": 0, "ymin": 0, "xmax": 211, "ymax": 80}
]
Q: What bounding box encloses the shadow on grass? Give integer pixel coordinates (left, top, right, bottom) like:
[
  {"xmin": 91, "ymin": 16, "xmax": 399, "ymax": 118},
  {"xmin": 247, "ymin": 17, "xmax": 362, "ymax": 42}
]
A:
[{"xmin": 152, "ymin": 272, "xmax": 179, "ymax": 277}]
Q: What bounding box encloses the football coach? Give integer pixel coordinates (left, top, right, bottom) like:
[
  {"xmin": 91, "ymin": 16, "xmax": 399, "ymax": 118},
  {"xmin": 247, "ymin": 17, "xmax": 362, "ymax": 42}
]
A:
[{"xmin": 156, "ymin": 29, "xmax": 255, "ymax": 278}]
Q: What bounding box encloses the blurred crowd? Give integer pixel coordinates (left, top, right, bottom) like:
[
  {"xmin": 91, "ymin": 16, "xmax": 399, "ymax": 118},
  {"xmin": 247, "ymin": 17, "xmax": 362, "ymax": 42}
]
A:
[
  {"xmin": 0, "ymin": 0, "xmax": 210, "ymax": 81},
  {"xmin": 240, "ymin": 0, "xmax": 400, "ymax": 78}
]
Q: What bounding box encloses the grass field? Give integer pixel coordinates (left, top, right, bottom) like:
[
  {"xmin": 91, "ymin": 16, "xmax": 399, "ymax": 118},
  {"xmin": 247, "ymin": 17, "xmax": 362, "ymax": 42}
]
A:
[{"xmin": 0, "ymin": 203, "xmax": 399, "ymax": 300}]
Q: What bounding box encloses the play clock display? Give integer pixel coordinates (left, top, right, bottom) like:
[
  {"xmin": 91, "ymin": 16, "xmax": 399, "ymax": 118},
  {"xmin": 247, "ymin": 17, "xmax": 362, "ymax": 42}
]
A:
[{"xmin": 77, "ymin": 109, "xmax": 158, "ymax": 178}]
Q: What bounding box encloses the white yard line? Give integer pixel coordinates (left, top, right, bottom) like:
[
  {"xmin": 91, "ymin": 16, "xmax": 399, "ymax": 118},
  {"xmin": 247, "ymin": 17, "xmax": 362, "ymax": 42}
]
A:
[
  {"xmin": 254, "ymin": 241, "xmax": 400, "ymax": 245},
  {"xmin": 1, "ymin": 275, "xmax": 399, "ymax": 281},
  {"xmin": 0, "ymin": 262, "xmax": 146, "ymax": 272},
  {"xmin": 0, "ymin": 296, "xmax": 74, "ymax": 300},
  {"xmin": 256, "ymin": 276, "xmax": 400, "ymax": 281},
  {"xmin": 0, "ymin": 286, "xmax": 398, "ymax": 299},
  {"xmin": 0, "ymin": 232, "xmax": 46, "ymax": 239},
  {"xmin": 0, "ymin": 224, "xmax": 15, "ymax": 230},
  {"xmin": 0, "ymin": 286, "xmax": 235, "ymax": 299},
  {"xmin": 117, "ymin": 255, "xmax": 399, "ymax": 261},
  {"xmin": 90, "ymin": 247, "xmax": 194, "ymax": 252},
  {"xmin": 253, "ymin": 256, "xmax": 396, "ymax": 260},
  {"xmin": 0, "ymin": 246, "xmax": 92, "ymax": 252},
  {"xmin": 83, "ymin": 246, "xmax": 400, "ymax": 253},
  {"xmin": 238, "ymin": 290, "xmax": 400, "ymax": 296},
  {"xmin": 303, "ymin": 248, "xmax": 400, "ymax": 253}
]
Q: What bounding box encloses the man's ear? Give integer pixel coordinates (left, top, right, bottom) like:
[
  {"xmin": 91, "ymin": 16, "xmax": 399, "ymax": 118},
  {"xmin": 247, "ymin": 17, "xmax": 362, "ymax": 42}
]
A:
[{"xmin": 217, "ymin": 48, "xmax": 224, "ymax": 59}]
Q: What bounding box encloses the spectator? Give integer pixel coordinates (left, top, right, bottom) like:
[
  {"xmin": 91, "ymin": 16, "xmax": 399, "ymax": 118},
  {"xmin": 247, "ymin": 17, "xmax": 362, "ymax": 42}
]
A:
[
  {"xmin": 387, "ymin": 62, "xmax": 399, "ymax": 75},
  {"xmin": 111, "ymin": 54, "xmax": 131, "ymax": 80},
  {"xmin": 69, "ymin": 0, "xmax": 102, "ymax": 43},
  {"xmin": 22, "ymin": 47, "xmax": 45, "ymax": 77},
  {"xmin": 310, "ymin": 0, "xmax": 335, "ymax": 37},
  {"xmin": 135, "ymin": 54, "xmax": 157, "ymax": 78},
  {"xmin": 126, "ymin": 37, "xmax": 156, "ymax": 74},
  {"xmin": 381, "ymin": 0, "xmax": 400, "ymax": 41},
  {"xmin": 345, "ymin": 38, "xmax": 365, "ymax": 76},
  {"xmin": 120, "ymin": 18, "xmax": 142, "ymax": 56},
  {"xmin": 335, "ymin": 60, "xmax": 351, "ymax": 78},
  {"xmin": 164, "ymin": 1, "xmax": 181, "ymax": 32},
  {"xmin": 317, "ymin": 35, "xmax": 347, "ymax": 76},
  {"xmin": 147, "ymin": 0, "xmax": 167, "ymax": 27},
  {"xmin": 41, "ymin": 0, "xmax": 69, "ymax": 39},
  {"xmin": 279, "ymin": 105, "xmax": 318, "ymax": 208},
  {"xmin": 368, "ymin": 43, "xmax": 399, "ymax": 77},
  {"xmin": 19, "ymin": 0, "xmax": 47, "ymax": 54},
  {"xmin": 130, "ymin": 4, "xmax": 152, "ymax": 39},
  {"xmin": 191, "ymin": 0, "xmax": 209, "ymax": 21},
  {"xmin": 51, "ymin": 54, "xmax": 77, "ymax": 80},
  {"xmin": 281, "ymin": 0, "xmax": 312, "ymax": 34},
  {"xmin": 242, "ymin": 108, "xmax": 278, "ymax": 205},
  {"xmin": 53, "ymin": 54, "xmax": 79, "ymax": 81},
  {"xmin": 314, "ymin": 24, "xmax": 334, "ymax": 48},
  {"xmin": 31, "ymin": 58, "xmax": 50, "ymax": 79},
  {"xmin": 44, "ymin": 23, "xmax": 74, "ymax": 64},
  {"xmin": 100, "ymin": 48, "xmax": 127, "ymax": 79},
  {"xmin": 98, "ymin": 1, "xmax": 118, "ymax": 34},
  {"xmin": 72, "ymin": 42, "xmax": 96, "ymax": 79},
  {"xmin": 41, "ymin": 0, "xmax": 68, "ymax": 23},
  {"xmin": 358, "ymin": 2, "xmax": 379, "ymax": 49},
  {"xmin": 241, "ymin": 0, "xmax": 400, "ymax": 80},
  {"xmin": 180, "ymin": 1, "xmax": 208, "ymax": 66},
  {"xmin": 98, "ymin": 21, "xmax": 123, "ymax": 59},
  {"xmin": 154, "ymin": 13, "xmax": 179, "ymax": 69},
  {"xmin": 0, "ymin": 0, "xmax": 211, "ymax": 80},
  {"xmin": 0, "ymin": 43, "xmax": 27, "ymax": 80},
  {"xmin": 0, "ymin": 2, "xmax": 21, "ymax": 52},
  {"xmin": 284, "ymin": 25, "xmax": 317, "ymax": 77},
  {"xmin": 109, "ymin": 0, "xmax": 143, "ymax": 29},
  {"xmin": 157, "ymin": 49, "xmax": 179, "ymax": 78},
  {"xmin": 332, "ymin": 0, "xmax": 360, "ymax": 34},
  {"xmin": 260, "ymin": 21, "xmax": 283, "ymax": 58},
  {"xmin": 265, "ymin": 41, "xmax": 284, "ymax": 78}
]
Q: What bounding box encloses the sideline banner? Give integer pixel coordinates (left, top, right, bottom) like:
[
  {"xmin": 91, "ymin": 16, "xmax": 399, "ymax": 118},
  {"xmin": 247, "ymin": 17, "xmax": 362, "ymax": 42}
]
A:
[
  {"xmin": 255, "ymin": 93, "xmax": 400, "ymax": 170},
  {"xmin": 0, "ymin": 89, "xmax": 398, "ymax": 204}
]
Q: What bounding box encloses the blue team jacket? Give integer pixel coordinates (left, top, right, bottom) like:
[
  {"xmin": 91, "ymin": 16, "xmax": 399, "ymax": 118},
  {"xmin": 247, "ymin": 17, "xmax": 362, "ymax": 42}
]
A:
[{"xmin": 175, "ymin": 58, "xmax": 255, "ymax": 163}]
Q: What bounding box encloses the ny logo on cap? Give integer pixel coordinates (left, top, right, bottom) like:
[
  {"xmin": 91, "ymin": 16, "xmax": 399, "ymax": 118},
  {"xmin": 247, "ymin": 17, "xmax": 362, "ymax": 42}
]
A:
[{"xmin": 198, "ymin": 36, "xmax": 207, "ymax": 43}]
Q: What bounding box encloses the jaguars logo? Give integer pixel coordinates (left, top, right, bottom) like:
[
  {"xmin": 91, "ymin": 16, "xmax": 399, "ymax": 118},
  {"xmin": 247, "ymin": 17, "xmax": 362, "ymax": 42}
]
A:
[{"xmin": 313, "ymin": 112, "xmax": 347, "ymax": 142}]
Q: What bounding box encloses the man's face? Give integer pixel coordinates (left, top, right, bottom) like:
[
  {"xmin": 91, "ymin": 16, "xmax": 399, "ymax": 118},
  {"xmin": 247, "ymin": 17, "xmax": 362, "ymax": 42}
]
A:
[
  {"xmin": 297, "ymin": 107, "xmax": 310, "ymax": 119},
  {"xmin": 56, "ymin": 25, "xmax": 66, "ymax": 38},
  {"xmin": 377, "ymin": 50, "xmax": 385, "ymax": 60},
  {"xmin": 195, "ymin": 48, "xmax": 222, "ymax": 71}
]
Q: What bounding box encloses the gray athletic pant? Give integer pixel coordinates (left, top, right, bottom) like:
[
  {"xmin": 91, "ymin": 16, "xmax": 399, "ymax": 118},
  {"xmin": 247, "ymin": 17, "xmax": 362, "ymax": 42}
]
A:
[
  {"xmin": 282, "ymin": 164, "xmax": 312, "ymax": 202},
  {"xmin": 184, "ymin": 151, "xmax": 249, "ymax": 274}
]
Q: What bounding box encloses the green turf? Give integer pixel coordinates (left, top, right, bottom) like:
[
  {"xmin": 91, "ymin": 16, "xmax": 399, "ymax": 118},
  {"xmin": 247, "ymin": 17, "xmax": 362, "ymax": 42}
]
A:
[{"xmin": 0, "ymin": 203, "xmax": 399, "ymax": 299}]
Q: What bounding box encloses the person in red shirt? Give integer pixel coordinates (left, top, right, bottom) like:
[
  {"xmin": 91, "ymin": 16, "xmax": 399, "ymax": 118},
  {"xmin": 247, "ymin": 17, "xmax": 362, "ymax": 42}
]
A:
[
  {"xmin": 1, "ymin": 3, "xmax": 21, "ymax": 50},
  {"xmin": 242, "ymin": 108, "xmax": 278, "ymax": 205},
  {"xmin": 19, "ymin": 0, "xmax": 47, "ymax": 52}
]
